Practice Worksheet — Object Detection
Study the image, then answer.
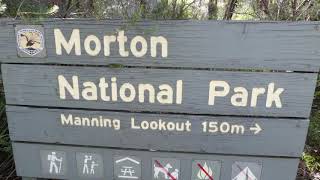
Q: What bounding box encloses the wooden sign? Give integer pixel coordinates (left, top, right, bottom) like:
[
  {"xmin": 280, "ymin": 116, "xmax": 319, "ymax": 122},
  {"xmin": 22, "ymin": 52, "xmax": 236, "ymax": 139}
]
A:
[
  {"xmin": 1, "ymin": 20, "xmax": 320, "ymax": 72},
  {"xmin": 7, "ymin": 106, "xmax": 309, "ymax": 157},
  {"xmin": 1, "ymin": 20, "xmax": 319, "ymax": 180},
  {"xmin": 2, "ymin": 64, "xmax": 317, "ymax": 118},
  {"xmin": 13, "ymin": 142, "xmax": 300, "ymax": 180}
]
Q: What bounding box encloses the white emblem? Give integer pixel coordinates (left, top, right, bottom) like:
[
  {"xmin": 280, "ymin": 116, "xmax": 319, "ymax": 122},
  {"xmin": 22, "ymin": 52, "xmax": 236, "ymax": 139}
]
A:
[{"xmin": 16, "ymin": 28, "xmax": 44, "ymax": 56}]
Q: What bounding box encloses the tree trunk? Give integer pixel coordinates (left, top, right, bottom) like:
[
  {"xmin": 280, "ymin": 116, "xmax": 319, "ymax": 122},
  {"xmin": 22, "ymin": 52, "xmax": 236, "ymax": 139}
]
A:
[
  {"xmin": 139, "ymin": 0, "xmax": 148, "ymax": 18},
  {"xmin": 292, "ymin": 0, "xmax": 297, "ymax": 19},
  {"xmin": 224, "ymin": 0, "xmax": 238, "ymax": 20},
  {"xmin": 259, "ymin": 0, "xmax": 272, "ymax": 19},
  {"xmin": 208, "ymin": 0, "xmax": 218, "ymax": 19},
  {"xmin": 84, "ymin": 0, "xmax": 94, "ymax": 17}
]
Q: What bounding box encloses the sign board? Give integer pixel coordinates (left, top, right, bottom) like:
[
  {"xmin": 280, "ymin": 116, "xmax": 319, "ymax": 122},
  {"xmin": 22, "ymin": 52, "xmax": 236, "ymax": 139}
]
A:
[
  {"xmin": 6, "ymin": 106, "xmax": 309, "ymax": 157},
  {"xmin": 2, "ymin": 64, "xmax": 317, "ymax": 118},
  {"xmin": 0, "ymin": 20, "xmax": 319, "ymax": 180},
  {"xmin": 13, "ymin": 142, "xmax": 300, "ymax": 180},
  {"xmin": 1, "ymin": 21, "xmax": 320, "ymax": 72}
]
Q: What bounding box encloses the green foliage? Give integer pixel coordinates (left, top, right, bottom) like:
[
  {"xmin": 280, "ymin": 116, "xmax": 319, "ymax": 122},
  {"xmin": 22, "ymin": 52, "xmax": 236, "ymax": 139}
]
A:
[
  {"xmin": 0, "ymin": 88, "xmax": 16, "ymax": 179},
  {"xmin": 303, "ymin": 152, "xmax": 320, "ymax": 173},
  {"xmin": 307, "ymin": 111, "xmax": 320, "ymax": 148},
  {"xmin": 309, "ymin": 0, "xmax": 320, "ymax": 20},
  {"xmin": 3, "ymin": 0, "xmax": 55, "ymax": 18},
  {"xmin": 108, "ymin": 64, "xmax": 124, "ymax": 68},
  {"xmin": 152, "ymin": 0, "xmax": 196, "ymax": 19},
  {"xmin": 247, "ymin": 0, "xmax": 320, "ymax": 21},
  {"xmin": 302, "ymin": 75, "xmax": 320, "ymax": 178},
  {"xmin": 0, "ymin": 95, "xmax": 9, "ymax": 153}
]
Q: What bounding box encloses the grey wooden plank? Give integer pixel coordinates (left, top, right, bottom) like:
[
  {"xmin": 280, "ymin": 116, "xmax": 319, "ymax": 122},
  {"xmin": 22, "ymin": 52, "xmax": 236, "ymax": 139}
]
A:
[
  {"xmin": 2, "ymin": 64, "xmax": 317, "ymax": 118},
  {"xmin": 0, "ymin": 24, "xmax": 16, "ymax": 60},
  {"xmin": 7, "ymin": 106, "xmax": 309, "ymax": 157},
  {"xmin": 13, "ymin": 142, "xmax": 300, "ymax": 180},
  {"xmin": 1, "ymin": 21, "xmax": 320, "ymax": 72}
]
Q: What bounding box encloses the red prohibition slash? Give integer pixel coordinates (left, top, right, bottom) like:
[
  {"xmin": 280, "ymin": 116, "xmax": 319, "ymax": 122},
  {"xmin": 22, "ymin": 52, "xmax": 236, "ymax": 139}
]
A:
[
  {"xmin": 154, "ymin": 160, "xmax": 177, "ymax": 180},
  {"xmin": 197, "ymin": 163, "xmax": 214, "ymax": 180}
]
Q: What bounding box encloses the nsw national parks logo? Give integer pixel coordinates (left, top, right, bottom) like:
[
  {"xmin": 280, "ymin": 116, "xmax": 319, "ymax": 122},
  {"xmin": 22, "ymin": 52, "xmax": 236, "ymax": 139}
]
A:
[{"xmin": 15, "ymin": 25, "xmax": 46, "ymax": 57}]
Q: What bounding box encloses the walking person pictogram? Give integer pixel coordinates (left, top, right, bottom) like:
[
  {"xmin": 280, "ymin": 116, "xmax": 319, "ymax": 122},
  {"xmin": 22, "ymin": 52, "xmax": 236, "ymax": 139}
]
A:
[
  {"xmin": 76, "ymin": 153, "xmax": 103, "ymax": 178},
  {"xmin": 82, "ymin": 155, "xmax": 99, "ymax": 175},
  {"xmin": 90, "ymin": 161, "xmax": 99, "ymax": 174},
  {"xmin": 83, "ymin": 155, "xmax": 92, "ymax": 174}
]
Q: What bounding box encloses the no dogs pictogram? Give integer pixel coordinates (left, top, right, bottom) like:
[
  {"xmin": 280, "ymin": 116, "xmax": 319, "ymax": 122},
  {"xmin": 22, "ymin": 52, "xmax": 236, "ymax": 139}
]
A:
[{"xmin": 152, "ymin": 158, "xmax": 180, "ymax": 180}]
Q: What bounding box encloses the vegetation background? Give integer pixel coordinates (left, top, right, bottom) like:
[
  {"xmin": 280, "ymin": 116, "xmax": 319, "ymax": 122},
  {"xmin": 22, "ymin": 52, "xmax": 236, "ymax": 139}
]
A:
[{"xmin": 0, "ymin": 0, "xmax": 319, "ymax": 179}]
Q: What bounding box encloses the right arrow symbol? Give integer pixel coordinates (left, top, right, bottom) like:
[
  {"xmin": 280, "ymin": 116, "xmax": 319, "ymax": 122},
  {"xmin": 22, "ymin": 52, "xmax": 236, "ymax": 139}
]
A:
[{"xmin": 249, "ymin": 123, "xmax": 262, "ymax": 135}]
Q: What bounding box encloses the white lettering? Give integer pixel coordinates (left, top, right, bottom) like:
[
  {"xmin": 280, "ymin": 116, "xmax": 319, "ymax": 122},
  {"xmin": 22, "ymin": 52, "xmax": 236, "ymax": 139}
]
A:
[
  {"xmin": 266, "ymin": 83, "xmax": 284, "ymax": 108},
  {"xmin": 54, "ymin": 29, "xmax": 168, "ymax": 58},
  {"xmin": 119, "ymin": 83, "xmax": 136, "ymax": 102},
  {"xmin": 54, "ymin": 29, "xmax": 81, "ymax": 55},
  {"xmin": 58, "ymin": 75, "xmax": 80, "ymax": 99},
  {"xmin": 99, "ymin": 78, "xmax": 110, "ymax": 101},
  {"xmin": 231, "ymin": 87, "xmax": 248, "ymax": 107},
  {"xmin": 117, "ymin": 30, "xmax": 129, "ymax": 57},
  {"xmin": 82, "ymin": 81, "xmax": 97, "ymax": 100},
  {"xmin": 104, "ymin": 35, "xmax": 116, "ymax": 56},
  {"xmin": 251, "ymin": 88, "xmax": 266, "ymax": 107},
  {"xmin": 60, "ymin": 113, "xmax": 120, "ymax": 130},
  {"xmin": 131, "ymin": 117, "xmax": 192, "ymax": 132},
  {"xmin": 157, "ymin": 84, "xmax": 173, "ymax": 104},
  {"xmin": 151, "ymin": 36, "xmax": 168, "ymax": 57},
  {"xmin": 84, "ymin": 35, "xmax": 101, "ymax": 56},
  {"xmin": 138, "ymin": 84, "xmax": 155, "ymax": 103},
  {"xmin": 130, "ymin": 36, "xmax": 148, "ymax": 57},
  {"xmin": 208, "ymin": 81, "xmax": 230, "ymax": 105}
]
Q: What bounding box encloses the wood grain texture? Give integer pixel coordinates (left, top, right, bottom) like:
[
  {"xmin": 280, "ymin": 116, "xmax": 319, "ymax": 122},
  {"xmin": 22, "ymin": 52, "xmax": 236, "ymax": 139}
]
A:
[
  {"xmin": 7, "ymin": 106, "xmax": 309, "ymax": 157},
  {"xmin": 13, "ymin": 142, "xmax": 300, "ymax": 180},
  {"xmin": 2, "ymin": 64, "xmax": 317, "ymax": 118},
  {"xmin": 1, "ymin": 20, "xmax": 320, "ymax": 72},
  {"xmin": 0, "ymin": 25, "xmax": 16, "ymax": 59}
]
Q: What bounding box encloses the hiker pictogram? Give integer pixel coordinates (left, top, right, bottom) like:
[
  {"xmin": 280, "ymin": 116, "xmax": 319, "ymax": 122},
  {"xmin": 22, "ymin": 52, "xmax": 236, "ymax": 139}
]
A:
[
  {"xmin": 40, "ymin": 150, "xmax": 66, "ymax": 175},
  {"xmin": 48, "ymin": 152, "xmax": 63, "ymax": 174}
]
